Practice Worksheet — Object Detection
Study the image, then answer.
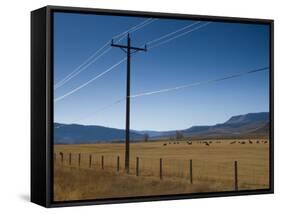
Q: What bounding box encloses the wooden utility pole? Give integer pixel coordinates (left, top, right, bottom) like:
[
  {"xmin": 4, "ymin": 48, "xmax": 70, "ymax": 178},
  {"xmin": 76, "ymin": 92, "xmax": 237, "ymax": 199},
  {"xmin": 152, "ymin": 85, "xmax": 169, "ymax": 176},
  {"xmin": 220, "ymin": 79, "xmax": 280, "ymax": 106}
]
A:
[{"xmin": 111, "ymin": 34, "xmax": 147, "ymax": 173}]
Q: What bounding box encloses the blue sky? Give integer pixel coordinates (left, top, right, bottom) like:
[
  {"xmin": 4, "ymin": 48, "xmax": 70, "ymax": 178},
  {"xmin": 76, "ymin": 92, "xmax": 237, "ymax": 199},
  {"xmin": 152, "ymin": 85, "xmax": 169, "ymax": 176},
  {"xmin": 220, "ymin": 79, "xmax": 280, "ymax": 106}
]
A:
[{"xmin": 53, "ymin": 12, "xmax": 270, "ymax": 131}]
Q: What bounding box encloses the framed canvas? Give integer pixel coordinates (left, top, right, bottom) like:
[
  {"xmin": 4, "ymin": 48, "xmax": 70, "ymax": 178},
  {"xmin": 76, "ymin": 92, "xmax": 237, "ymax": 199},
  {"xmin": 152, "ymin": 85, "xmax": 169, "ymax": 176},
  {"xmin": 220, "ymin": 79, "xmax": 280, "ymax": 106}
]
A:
[{"xmin": 31, "ymin": 5, "xmax": 274, "ymax": 207}]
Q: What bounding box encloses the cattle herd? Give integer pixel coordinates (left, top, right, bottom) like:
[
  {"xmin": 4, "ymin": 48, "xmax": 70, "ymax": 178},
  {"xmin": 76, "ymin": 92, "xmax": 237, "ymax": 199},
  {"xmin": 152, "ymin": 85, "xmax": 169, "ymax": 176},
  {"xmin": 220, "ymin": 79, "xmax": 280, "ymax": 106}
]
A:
[{"xmin": 163, "ymin": 139, "xmax": 268, "ymax": 146}]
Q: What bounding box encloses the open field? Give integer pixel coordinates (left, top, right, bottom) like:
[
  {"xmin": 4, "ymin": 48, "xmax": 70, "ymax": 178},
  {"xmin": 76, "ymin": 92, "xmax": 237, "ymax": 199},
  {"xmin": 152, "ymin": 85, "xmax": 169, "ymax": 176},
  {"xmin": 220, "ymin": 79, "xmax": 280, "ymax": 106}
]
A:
[
  {"xmin": 54, "ymin": 166, "xmax": 215, "ymax": 201},
  {"xmin": 54, "ymin": 138, "xmax": 270, "ymax": 201}
]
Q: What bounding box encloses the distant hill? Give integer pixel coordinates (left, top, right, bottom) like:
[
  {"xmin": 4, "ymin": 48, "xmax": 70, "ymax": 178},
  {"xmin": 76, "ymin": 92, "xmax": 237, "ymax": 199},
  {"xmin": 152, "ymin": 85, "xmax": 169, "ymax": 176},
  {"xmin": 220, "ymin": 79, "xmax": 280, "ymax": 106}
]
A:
[
  {"xmin": 224, "ymin": 112, "xmax": 269, "ymax": 125},
  {"xmin": 54, "ymin": 112, "xmax": 269, "ymax": 144},
  {"xmin": 180, "ymin": 112, "xmax": 269, "ymax": 138},
  {"xmin": 137, "ymin": 112, "xmax": 269, "ymax": 139},
  {"xmin": 54, "ymin": 123, "xmax": 145, "ymax": 144}
]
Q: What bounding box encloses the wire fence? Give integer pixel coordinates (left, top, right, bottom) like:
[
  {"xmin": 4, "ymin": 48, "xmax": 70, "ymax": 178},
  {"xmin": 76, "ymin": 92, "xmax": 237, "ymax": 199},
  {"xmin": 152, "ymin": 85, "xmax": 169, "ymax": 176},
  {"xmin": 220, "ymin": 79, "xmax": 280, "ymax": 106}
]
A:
[{"xmin": 54, "ymin": 152, "xmax": 269, "ymax": 191}]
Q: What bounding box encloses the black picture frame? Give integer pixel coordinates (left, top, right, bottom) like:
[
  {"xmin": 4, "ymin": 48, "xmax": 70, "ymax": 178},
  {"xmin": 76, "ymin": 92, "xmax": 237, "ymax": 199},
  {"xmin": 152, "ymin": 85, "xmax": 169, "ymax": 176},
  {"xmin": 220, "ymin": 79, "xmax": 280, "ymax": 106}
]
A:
[{"xmin": 31, "ymin": 5, "xmax": 274, "ymax": 208}]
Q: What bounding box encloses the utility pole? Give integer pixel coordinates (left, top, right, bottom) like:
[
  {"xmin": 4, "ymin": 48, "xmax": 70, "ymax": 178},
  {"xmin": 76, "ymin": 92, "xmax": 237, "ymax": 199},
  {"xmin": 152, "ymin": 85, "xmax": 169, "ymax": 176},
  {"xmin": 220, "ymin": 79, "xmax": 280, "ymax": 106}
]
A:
[{"xmin": 111, "ymin": 33, "xmax": 147, "ymax": 173}]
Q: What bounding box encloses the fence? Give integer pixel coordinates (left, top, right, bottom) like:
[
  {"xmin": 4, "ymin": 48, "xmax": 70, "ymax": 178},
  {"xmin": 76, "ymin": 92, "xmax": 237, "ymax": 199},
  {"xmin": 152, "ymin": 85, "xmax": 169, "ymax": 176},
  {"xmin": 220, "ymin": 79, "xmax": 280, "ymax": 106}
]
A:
[{"xmin": 54, "ymin": 152, "xmax": 269, "ymax": 191}]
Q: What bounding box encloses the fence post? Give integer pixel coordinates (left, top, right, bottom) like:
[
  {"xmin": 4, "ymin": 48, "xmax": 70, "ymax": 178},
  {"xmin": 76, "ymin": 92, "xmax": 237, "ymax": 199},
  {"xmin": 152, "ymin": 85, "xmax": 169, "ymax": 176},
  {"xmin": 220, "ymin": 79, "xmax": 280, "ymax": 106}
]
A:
[
  {"xmin": 234, "ymin": 161, "xmax": 238, "ymax": 191},
  {"xmin": 189, "ymin": 159, "xmax": 193, "ymax": 184},
  {"xmin": 101, "ymin": 155, "xmax": 104, "ymax": 169},
  {"xmin": 117, "ymin": 156, "xmax": 120, "ymax": 172},
  {"xmin": 69, "ymin": 153, "xmax": 72, "ymax": 165},
  {"xmin": 89, "ymin": 154, "xmax": 92, "ymax": 168},
  {"xmin": 78, "ymin": 153, "xmax": 81, "ymax": 167},
  {"xmin": 60, "ymin": 152, "xmax": 64, "ymax": 164},
  {"xmin": 160, "ymin": 158, "xmax": 163, "ymax": 180},
  {"xmin": 136, "ymin": 157, "xmax": 139, "ymax": 176}
]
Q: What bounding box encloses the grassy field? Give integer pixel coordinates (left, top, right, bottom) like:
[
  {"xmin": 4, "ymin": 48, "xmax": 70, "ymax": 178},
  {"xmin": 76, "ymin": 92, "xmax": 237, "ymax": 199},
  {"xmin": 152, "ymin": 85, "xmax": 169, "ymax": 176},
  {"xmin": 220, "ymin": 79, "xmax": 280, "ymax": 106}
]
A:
[{"xmin": 54, "ymin": 138, "xmax": 270, "ymax": 201}]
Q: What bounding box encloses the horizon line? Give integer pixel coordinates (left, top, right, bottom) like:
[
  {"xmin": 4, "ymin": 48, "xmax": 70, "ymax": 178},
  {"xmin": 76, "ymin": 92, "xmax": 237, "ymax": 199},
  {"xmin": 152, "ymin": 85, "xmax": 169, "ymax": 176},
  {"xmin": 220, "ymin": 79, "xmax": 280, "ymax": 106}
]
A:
[{"xmin": 54, "ymin": 111, "xmax": 269, "ymax": 132}]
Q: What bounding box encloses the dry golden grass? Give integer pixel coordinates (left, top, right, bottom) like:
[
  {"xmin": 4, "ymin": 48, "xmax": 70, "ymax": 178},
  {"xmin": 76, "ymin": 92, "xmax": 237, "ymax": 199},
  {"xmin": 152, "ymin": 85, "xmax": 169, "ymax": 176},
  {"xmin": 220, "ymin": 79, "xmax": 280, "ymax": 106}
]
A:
[
  {"xmin": 54, "ymin": 138, "xmax": 270, "ymax": 201},
  {"xmin": 54, "ymin": 165, "xmax": 215, "ymax": 201}
]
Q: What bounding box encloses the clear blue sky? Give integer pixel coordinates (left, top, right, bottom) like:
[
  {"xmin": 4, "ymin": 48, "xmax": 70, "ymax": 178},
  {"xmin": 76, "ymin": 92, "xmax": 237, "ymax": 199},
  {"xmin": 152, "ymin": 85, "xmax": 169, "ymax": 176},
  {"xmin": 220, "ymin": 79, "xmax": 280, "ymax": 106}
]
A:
[{"xmin": 53, "ymin": 12, "xmax": 270, "ymax": 131}]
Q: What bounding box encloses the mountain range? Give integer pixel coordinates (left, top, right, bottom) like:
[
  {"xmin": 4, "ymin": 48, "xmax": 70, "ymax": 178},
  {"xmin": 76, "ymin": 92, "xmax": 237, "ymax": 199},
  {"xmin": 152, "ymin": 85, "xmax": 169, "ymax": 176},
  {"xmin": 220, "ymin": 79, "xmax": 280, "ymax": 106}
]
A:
[{"xmin": 54, "ymin": 112, "xmax": 269, "ymax": 144}]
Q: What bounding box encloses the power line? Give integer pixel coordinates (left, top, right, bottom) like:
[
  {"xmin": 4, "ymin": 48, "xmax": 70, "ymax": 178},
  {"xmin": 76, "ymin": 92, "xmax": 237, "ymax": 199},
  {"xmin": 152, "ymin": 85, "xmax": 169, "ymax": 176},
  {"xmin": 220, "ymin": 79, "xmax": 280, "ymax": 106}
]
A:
[
  {"xmin": 54, "ymin": 33, "xmax": 131, "ymax": 90},
  {"xmin": 54, "ymin": 18, "xmax": 157, "ymax": 90},
  {"xmin": 112, "ymin": 18, "xmax": 155, "ymax": 40},
  {"xmin": 54, "ymin": 66, "xmax": 269, "ymax": 129},
  {"xmin": 54, "ymin": 58, "xmax": 126, "ymax": 102},
  {"xmin": 54, "ymin": 41, "xmax": 110, "ymax": 89},
  {"xmin": 129, "ymin": 66, "xmax": 269, "ymax": 98},
  {"xmin": 54, "ymin": 46, "xmax": 113, "ymax": 90},
  {"xmin": 54, "ymin": 19, "xmax": 158, "ymax": 102},
  {"xmin": 54, "ymin": 23, "xmax": 146, "ymax": 90},
  {"xmin": 148, "ymin": 22, "xmax": 212, "ymax": 49},
  {"xmin": 54, "ymin": 20, "xmax": 215, "ymax": 128},
  {"xmin": 54, "ymin": 20, "xmax": 206, "ymax": 97},
  {"xmin": 121, "ymin": 19, "xmax": 158, "ymax": 37},
  {"xmin": 146, "ymin": 21, "xmax": 201, "ymax": 45}
]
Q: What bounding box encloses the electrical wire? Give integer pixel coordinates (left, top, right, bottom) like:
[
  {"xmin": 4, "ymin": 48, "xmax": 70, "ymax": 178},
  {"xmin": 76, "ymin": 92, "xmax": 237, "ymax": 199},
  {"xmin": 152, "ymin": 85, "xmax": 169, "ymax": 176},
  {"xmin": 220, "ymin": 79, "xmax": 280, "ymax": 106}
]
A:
[
  {"xmin": 54, "ymin": 58, "xmax": 126, "ymax": 102},
  {"xmin": 148, "ymin": 22, "xmax": 211, "ymax": 49},
  {"xmin": 129, "ymin": 66, "xmax": 269, "ymax": 98},
  {"xmin": 54, "ymin": 18, "xmax": 157, "ymax": 90}
]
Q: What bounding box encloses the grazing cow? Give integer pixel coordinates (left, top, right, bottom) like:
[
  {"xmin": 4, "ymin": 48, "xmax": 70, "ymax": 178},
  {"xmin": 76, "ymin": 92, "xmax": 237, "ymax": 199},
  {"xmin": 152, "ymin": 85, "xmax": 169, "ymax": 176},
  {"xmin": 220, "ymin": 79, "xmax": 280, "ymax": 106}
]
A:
[
  {"xmin": 163, "ymin": 143, "xmax": 167, "ymax": 146},
  {"xmin": 230, "ymin": 141, "xmax": 236, "ymax": 144},
  {"xmin": 249, "ymin": 140, "xmax": 253, "ymax": 144},
  {"xmin": 256, "ymin": 140, "xmax": 260, "ymax": 144},
  {"xmin": 264, "ymin": 140, "xmax": 268, "ymax": 144},
  {"xmin": 241, "ymin": 141, "xmax": 246, "ymax": 144}
]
